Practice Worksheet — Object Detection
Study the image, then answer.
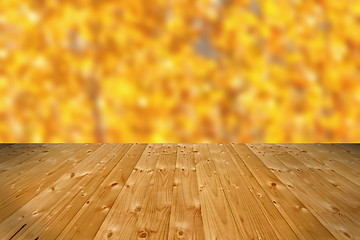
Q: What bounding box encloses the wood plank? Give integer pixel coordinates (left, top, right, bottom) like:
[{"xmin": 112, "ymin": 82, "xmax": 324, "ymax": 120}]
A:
[
  {"xmin": 16, "ymin": 144, "xmax": 135, "ymax": 239},
  {"xmin": 193, "ymin": 144, "xmax": 242, "ymax": 239},
  {"xmin": 57, "ymin": 143, "xmax": 147, "ymax": 239},
  {"xmin": 312, "ymin": 144, "xmax": 360, "ymax": 167},
  {"xmin": 0, "ymin": 144, "xmax": 102, "ymax": 222},
  {"xmin": 232, "ymin": 144, "xmax": 336, "ymax": 240},
  {"xmin": 14, "ymin": 144, "xmax": 130, "ymax": 239},
  {"xmin": 0, "ymin": 144, "xmax": 20, "ymax": 158},
  {"xmin": 0, "ymin": 144, "xmax": 81, "ymax": 186},
  {"xmin": 0, "ymin": 143, "xmax": 359, "ymax": 239},
  {"xmin": 0, "ymin": 144, "xmax": 59, "ymax": 172},
  {"xmin": 0, "ymin": 144, "xmax": 126, "ymax": 239},
  {"xmin": 132, "ymin": 143, "xmax": 177, "ymax": 239},
  {"xmin": 208, "ymin": 143, "xmax": 280, "ymax": 239},
  {"xmin": 272, "ymin": 145, "xmax": 360, "ymax": 221},
  {"xmin": 296, "ymin": 144, "xmax": 360, "ymax": 186},
  {"xmin": 277, "ymin": 144, "xmax": 360, "ymax": 202},
  {"xmin": 224, "ymin": 144, "xmax": 299, "ymax": 240},
  {"xmin": 168, "ymin": 143, "xmax": 205, "ymax": 240},
  {"xmin": 94, "ymin": 144, "xmax": 163, "ymax": 240},
  {"xmin": 336, "ymin": 144, "xmax": 360, "ymax": 156},
  {"xmin": 249, "ymin": 144, "xmax": 360, "ymax": 240},
  {"xmin": 0, "ymin": 144, "xmax": 92, "ymax": 222},
  {"xmin": 328, "ymin": 144, "xmax": 360, "ymax": 161},
  {"xmin": 0, "ymin": 144, "xmax": 37, "ymax": 156},
  {"xmin": 0, "ymin": 144, "xmax": 13, "ymax": 150}
]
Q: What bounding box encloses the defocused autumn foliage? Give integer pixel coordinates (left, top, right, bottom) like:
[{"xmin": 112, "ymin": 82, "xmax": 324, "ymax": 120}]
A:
[{"xmin": 0, "ymin": 0, "xmax": 359, "ymax": 142}]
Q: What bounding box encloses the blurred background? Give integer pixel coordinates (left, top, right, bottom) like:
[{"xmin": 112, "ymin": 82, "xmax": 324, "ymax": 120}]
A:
[{"xmin": 0, "ymin": 0, "xmax": 359, "ymax": 143}]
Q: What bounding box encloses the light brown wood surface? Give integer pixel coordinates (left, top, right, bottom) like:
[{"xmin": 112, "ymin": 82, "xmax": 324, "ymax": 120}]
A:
[{"xmin": 0, "ymin": 143, "xmax": 359, "ymax": 240}]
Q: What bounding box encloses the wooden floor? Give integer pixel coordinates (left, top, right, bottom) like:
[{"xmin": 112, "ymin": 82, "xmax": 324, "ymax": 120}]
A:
[{"xmin": 0, "ymin": 144, "xmax": 359, "ymax": 240}]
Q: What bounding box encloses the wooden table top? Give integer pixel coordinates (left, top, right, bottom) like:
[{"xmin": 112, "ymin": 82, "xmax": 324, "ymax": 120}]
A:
[{"xmin": 0, "ymin": 143, "xmax": 359, "ymax": 239}]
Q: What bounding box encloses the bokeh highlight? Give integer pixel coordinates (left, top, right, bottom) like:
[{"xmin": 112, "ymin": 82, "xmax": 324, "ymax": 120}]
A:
[{"xmin": 0, "ymin": 0, "xmax": 360, "ymax": 142}]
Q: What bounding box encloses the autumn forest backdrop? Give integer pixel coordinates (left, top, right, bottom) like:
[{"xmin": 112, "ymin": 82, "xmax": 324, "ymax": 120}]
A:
[{"xmin": 0, "ymin": 0, "xmax": 359, "ymax": 142}]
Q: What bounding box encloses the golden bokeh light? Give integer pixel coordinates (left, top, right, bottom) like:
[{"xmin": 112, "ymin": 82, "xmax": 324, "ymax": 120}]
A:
[{"xmin": 0, "ymin": 0, "xmax": 359, "ymax": 142}]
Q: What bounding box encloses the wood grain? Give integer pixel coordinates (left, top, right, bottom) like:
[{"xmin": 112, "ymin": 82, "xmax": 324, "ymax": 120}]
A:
[
  {"xmin": 249, "ymin": 144, "xmax": 359, "ymax": 240},
  {"xmin": 235, "ymin": 144, "xmax": 337, "ymax": 240},
  {"xmin": 208, "ymin": 143, "xmax": 279, "ymax": 239},
  {"xmin": 0, "ymin": 143, "xmax": 358, "ymax": 240},
  {"xmin": 194, "ymin": 144, "xmax": 242, "ymax": 239},
  {"xmin": 57, "ymin": 143, "xmax": 147, "ymax": 239},
  {"xmin": 225, "ymin": 144, "xmax": 298, "ymax": 240},
  {"xmin": 94, "ymin": 144, "xmax": 162, "ymax": 239},
  {"xmin": 297, "ymin": 144, "xmax": 360, "ymax": 185},
  {"xmin": 0, "ymin": 144, "xmax": 98, "ymax": 222},
  {"xmin": 0, "ymin": 144, "xmax": 124, "ymax": 239},
  {"xmin": 17, "ymin": 144, "xmax": 133, "ymax": 239},
  {"xmin": 133, "ymin": 143, "xmax": 177, "ymax": 239},
  {"xmin": 168, "ymin": 144, "xmax": 205, "ymax": 240}
]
